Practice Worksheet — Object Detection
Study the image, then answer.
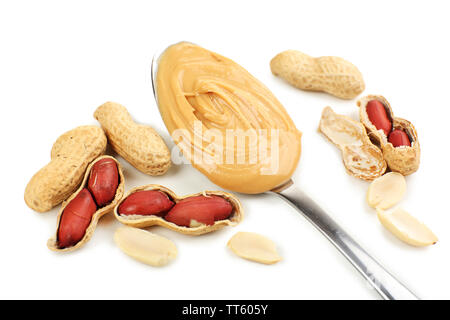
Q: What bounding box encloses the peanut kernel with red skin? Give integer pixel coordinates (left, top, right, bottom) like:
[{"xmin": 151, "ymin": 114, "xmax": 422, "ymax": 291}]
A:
[
  {"xmin": 118, "ymin": 190, "xmax": 175, "ymax": 216},
  {"xmin": 366, "ymin": 100, "xmax": 392, "ymax": 136},
  {"xmin": 58, "ymin": 188, "xmax": 97, "ymax": 248},
  {"xmin": 165, "ymin": 195, "xmax": 233, "ymax": 227},
  {"xmin": 388, "ymin": 129, "xmax": 411, "ymax": 147},
  {"xmin": 88, "ymin": 158, "xmax": 119, "ymax": 207}
]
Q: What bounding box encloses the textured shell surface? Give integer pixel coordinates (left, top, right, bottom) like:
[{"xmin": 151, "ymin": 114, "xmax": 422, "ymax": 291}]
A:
[
  {"xmin": 319, "ymin": 106, "xmax": 386, "ymax": 180},
  {"xmin": 357, "ymin": 95, "xmax": 420, "ymax": 175},
  {"xmin": 94, "ymin": 102, "xmax": 171, "ymax": 175},
  {"xmin": 270, "ymin": 50, "xmax": 365, "ymax": 99},
  {"xmin": 24, "ymin": 125, "xmax": 107, "ymax": 213}
]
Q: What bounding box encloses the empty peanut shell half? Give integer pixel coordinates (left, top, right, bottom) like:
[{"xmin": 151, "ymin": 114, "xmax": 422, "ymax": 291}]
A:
[
  {"xmin": 319, "ymin": 107, "xmax": 386, "ymax": 180},
  {"xmin": 367, "ymin": 172, "xmax": 406, "ymax": 210},
  {"xmin": 227, "ymin": 232, "xmax": 281, "ymax": 265},
  {"xmin": 114, "ymin": 184, "xmax": 243, "ymax": 235},
  {"xmin": 377, "ymin": 208, "xmax": 438, "ymax": 247},
  {"xmin": 357, "ymin": 95, "xmax": 420, "ymax": 175},
  {"xmin": 114, "ymin": 226, "xmax": 177, "ymax": 267}
]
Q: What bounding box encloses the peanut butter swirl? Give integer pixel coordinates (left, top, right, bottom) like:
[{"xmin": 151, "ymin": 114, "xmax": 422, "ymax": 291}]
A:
[{"xmin": 156, "ymin": 42, "xmax": 301, "ymax": 193}]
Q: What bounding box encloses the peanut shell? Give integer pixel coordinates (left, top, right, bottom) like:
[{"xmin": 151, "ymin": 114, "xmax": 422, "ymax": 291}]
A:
[
  {"xmin": 357, "ymin": 95, "xmax": 420, "ymax": 175},
  {"xmin": 94, "ymin": 102, "xmax": 171, "ymax": 175},
  {"xmin": 47, "ymin": 155, "xmax": 125, "ymax": 252},
  {"xmin": 270, "ymin": 50, "xmax": 365, "ymax": 99},
  {"xmin": 319, "ymin": 107, "xmax": 387, "ymax": 180},
  {"xmin": 24, "ymin": 125, "xmax": 107, "ymax": 213},
  {"xmin": 114, "ymin": 184, "xmax": 243, "ymax": 235}
]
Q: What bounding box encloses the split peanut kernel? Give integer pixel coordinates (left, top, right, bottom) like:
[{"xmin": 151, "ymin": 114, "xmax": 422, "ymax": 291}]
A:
[
  {"xmin": 114, "ymin": 226, "xmax": 177, "ymax": 267},
  {"xmin": 366, "ymin": 172, "xmax": 406, "ymax": 210},
  {"xmin": 227, "ymin": 232, "xmax": 281, "ymax": 265},
  {"xmin": 377, "ymin": 208, "xmax": 438, "ymax": 247}
]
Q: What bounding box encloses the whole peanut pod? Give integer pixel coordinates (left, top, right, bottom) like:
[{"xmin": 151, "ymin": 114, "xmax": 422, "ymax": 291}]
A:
[
  {"xmin": 57, "ymin": 188, "xmax": 97, "ymax": 249},
  {"xmin": 94, "ymin": 102, "xmax": 171, "ymax": 175},
  {"xmin": 24, "ymin": 126, "xmax": 107, "ymax": 212},
  {"xmin": 88, "ymin": 158, "xmax": 119, "ymax": 206},
  {"xmin": 270, "ymin": 50, "xmax": 365, "ymax": 99},
  {"xmin": 118, "ymin": 190, "xmax": 174, "ymax": 216}
]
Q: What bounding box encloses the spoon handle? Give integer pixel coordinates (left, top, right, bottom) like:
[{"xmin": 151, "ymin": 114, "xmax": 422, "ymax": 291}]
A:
[{"xmin": 272, "ymin": 182, "xmax": 419, "ymax": 300}]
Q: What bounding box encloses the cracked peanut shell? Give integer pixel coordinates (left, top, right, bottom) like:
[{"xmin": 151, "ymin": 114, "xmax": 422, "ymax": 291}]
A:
[
  {"xmin": 47, "ymin": 155, "xmax": 125, "ymax": 252},
  {"xmin": 357, "ymin": 95, "xmax": 420, "ymax": 175},
  {"xmin": 319, "ymin": 106, "xmax": 387, "ymax": 180},
  {"xmin": 114, "ymin": 184, "xmax": 243, "ymax": 236}
]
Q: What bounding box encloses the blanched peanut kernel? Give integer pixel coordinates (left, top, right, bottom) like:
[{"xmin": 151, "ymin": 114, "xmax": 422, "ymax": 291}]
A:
[
  {"xmin": 377, "ymin": 208, "xmax": 438, "ymax": 247},
  {"xmin": 366, "ymin": 172, "xmax": 406, "ymax": 210},
  {"xmin": 227, "ymin": 232, "xmax": 281, "ymax": 265},
  {"xmin": 114, "ymin": 226, "xmax": 177, "ymax": 267}
]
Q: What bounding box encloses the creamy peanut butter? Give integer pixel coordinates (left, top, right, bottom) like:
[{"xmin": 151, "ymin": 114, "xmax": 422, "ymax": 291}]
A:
[{"xmin": 155, "ymin": 42, "xmax": 301, "ymax": 194}]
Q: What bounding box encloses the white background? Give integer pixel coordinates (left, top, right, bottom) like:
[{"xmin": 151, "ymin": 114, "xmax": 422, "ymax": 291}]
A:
[{"xmin": 1, "ymin": 0, "xmax": 449, "ymax": 300}]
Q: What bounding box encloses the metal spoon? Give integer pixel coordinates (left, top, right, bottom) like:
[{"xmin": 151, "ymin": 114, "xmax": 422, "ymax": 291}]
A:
[{"xmin": 150, "ymin": 42, "xmax": 419, "ymax": 300}]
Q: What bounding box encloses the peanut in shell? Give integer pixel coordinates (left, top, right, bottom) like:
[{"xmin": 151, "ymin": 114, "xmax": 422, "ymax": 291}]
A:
[
  {"xmin": 270, "ymin": 50, "xmax": 365, "ymax": 99},
  {"xmin": 47, "ymin": 155, "xmax": 125, "ymax": 252},
  {"xmin": 114, "ymin": 184, "xmax": 243, "ymax": 236},
  {"xmin": 94, "ymin": 102, "xmax": 171, "ymax": 175},
  {"xmin": 357, "ymin": 95, "xmax": 420, "ymax": 175},
  {"xmin": 24, "ymin": 125, "xmax": 107, "ymax": 213}
]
